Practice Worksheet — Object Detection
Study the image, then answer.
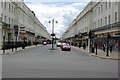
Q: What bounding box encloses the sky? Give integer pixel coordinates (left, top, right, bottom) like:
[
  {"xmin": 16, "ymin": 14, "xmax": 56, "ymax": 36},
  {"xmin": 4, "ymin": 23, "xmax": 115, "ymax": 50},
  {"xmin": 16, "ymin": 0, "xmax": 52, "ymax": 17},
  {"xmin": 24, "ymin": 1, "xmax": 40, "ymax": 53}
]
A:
[{"xmin": 24, "ymin": 0, "xmax": 90, "ymax": 38}]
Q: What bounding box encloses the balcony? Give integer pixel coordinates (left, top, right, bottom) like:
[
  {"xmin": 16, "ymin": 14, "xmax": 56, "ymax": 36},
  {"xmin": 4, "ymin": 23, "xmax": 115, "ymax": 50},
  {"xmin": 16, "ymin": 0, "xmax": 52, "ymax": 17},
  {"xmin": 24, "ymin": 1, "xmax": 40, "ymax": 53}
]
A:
[
  {"xmin": 92, "ymin": 22, "xmax": 120, "ymax": 32},
  {"xmin": 2, "ymin": 22, "xmax": 11, "ymax": 29}
]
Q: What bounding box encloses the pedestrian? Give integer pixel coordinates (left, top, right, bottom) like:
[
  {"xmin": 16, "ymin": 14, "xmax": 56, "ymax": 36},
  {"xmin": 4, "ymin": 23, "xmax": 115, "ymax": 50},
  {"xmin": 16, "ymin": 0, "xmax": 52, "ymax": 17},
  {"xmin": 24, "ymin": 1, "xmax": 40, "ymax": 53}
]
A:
[
  {"xmin": 109, "ymin": 44, "xmax": 112, "ymax": 53},
  {"xmin": 103, "ymin": 43, "xmax": 105, "ymax": 52},
  {"xmin": 79, "ymin": 42, "xmax": 81, "ymax": 48},
  {"xmin": 83, "ymin": 42, "xmax": 86, "ymax": 50},
  {"xmin": 95, "ymin": 42, "xmax": 97, "ymax": 55}
]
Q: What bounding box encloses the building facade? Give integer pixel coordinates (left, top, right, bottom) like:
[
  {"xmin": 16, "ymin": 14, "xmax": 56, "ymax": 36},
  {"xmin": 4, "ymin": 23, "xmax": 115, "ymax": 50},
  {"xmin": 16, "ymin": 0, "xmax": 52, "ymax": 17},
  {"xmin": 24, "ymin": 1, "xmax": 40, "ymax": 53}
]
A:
[
  {"xmin": 0, "ymin": 0, "xmax": 51, "ymax": 49},
  {"xmin": 62, "ymin": 1, "xmax": 120, "ymax": 51}
]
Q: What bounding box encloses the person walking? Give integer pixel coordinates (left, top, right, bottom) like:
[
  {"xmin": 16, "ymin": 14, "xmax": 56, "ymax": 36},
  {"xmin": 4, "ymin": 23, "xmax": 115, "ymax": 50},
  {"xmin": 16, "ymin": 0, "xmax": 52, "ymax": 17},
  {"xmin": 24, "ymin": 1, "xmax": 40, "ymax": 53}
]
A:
[
  {"xmin": 103, "ymin": 43, "xmax": 106, "ymax": 52},
  {"xmin": 83, "ymin": 42, "xmax": 86, "ymax": 50},
  {"xmin": 79, "ymin": 42, "xmax": 81, "ymax": 48},
  {"xmin": 109, "ymin": 43, "xmax": 112, "ymax": 53}
]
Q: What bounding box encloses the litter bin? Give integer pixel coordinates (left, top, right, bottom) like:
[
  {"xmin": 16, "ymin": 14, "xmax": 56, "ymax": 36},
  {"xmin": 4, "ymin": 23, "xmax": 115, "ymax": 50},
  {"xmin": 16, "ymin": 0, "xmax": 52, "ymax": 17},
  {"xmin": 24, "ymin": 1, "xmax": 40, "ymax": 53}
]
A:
[{"xmin": 91, "ymin": 47, "xmax": 94, "ymax": 53}]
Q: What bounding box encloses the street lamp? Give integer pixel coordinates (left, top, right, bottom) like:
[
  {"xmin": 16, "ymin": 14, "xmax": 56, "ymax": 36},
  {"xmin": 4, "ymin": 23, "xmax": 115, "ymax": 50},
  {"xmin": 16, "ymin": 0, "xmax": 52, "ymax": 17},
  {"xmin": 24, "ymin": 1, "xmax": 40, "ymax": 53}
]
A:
[
  {"xmin": 106, "ymin": 32, "xmax": 111, "ymax": 57},
  {"xmin": 49, "ymin": 19, "xmax": 58, "ymax": 50},
  {"xmin": 14, "ymin": 25, "xmax": 18, "ymax": 50}
]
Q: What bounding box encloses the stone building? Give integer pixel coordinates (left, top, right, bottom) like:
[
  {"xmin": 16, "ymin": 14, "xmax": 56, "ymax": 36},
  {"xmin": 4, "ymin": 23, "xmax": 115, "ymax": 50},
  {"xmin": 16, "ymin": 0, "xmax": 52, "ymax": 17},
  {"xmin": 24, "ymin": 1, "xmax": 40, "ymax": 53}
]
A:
[
  {"xmin": 62, "ymin": 1, "xmax": 120, "ymax": 51},
  {"xmin": 0, "ymin": 0, "xmax": 51, "ymax": 49}
]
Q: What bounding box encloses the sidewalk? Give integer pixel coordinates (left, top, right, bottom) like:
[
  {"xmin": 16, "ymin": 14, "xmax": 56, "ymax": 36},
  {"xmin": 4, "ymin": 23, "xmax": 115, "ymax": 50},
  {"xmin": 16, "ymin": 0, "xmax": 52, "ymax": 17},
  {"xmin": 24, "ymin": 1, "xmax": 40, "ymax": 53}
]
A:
[
  {"xmin": 0, "ymin": 45, "xmax": 41, "ymax": 55},
  {"xmin": 72, "ymin": 46, "xmax": 120, "ymax": 60}
]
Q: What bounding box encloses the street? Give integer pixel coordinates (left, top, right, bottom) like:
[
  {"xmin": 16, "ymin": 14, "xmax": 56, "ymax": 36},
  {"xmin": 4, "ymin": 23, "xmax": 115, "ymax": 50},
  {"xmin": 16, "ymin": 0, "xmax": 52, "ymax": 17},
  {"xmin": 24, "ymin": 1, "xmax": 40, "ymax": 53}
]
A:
[{"xmin": 2, "ymin": 45, "xmax": 118, "ymax": 78}]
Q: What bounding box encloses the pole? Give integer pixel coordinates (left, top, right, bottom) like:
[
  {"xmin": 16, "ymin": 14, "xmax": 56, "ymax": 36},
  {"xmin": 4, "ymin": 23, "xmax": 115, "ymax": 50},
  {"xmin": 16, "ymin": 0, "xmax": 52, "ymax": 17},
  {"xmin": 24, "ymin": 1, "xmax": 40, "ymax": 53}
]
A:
[
  {"xmin": 52, "ymin": 19, "xmax": 54, "ymax": 50},
  {"xmin": 95, "ymin": 42, "xmax": 97, "ymax": 55},
  {"xmin": 12, "ymin": 39, "xmax": 14, "ymax": 52},
  {"xmin": 3, "ymin": 36, "xmax": 5, "ymax": 53},
  {"xmin": 106, "ymin": 33, "xmax": 109, "ymax": 57},
  {"xmin": 15, "ymin": 36, "xmax": 17, "ymax": 50}
]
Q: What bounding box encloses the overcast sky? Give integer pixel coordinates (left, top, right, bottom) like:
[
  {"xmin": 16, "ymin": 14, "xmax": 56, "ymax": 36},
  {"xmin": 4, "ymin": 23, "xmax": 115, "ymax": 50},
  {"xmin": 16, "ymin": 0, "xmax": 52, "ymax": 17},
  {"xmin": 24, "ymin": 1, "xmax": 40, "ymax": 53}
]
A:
[{"xmin": 24, "ymin": 0, "xmax": 90, "ymax": 38}]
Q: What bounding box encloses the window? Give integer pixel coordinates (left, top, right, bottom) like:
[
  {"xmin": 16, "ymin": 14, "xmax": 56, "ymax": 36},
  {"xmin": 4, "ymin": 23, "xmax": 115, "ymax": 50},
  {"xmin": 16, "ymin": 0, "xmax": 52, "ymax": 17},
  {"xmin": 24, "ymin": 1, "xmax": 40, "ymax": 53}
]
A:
[
  {"xmin": 106, "ymin": 2, "xmax": 107, "ymax": 10},
  {"xmin": 9, "ymin": 3, "xmax": 11, "ymax": 12},
  {"xmin": 95, "ymin": 10, "xmax": 96, "ymax": 16},
  {"xmin": 1, "ymin": 0, "xmax": 3, "ymax": 8},
  {"xmin": 1, "ymin": 14, "xmax": 3, "ymax": 22},
  {"xmin": 9, "ymin": 18, "xmax": 10, "ymax": 24},
  {"xmin": 14, "ymin": 7, "xmax": 15, "ymax": 14},
  {"xmin": 115, "ymin": 12, "xmax": 117, "ymax": 22},
  {"xmin": 109, "ymin": 2, "xmax": 111, "ymax": 8},
  {"xmin": 99, "ymin": 7, "xmax": 100, "ymax": 14},
  {"xmin": 4, "ymin": 1, "xmax": 6, "ymax": 10},
  {"xmin": 101, "ymin": 5, "xmax": 102, "ymax": 13},
  {"xmin": 101, "ymin": 19, "xmax": 102, "ymax": 27},
  {"xmin": 95, "ymin": 22, "xmax": 96, "ymax": 28},
  {"xmin": 12, "ymin": 6, "xmax": 13, "ymax": 13},
  {"xmin": 14, "ymin": 20, "xmax": 15, "ymax": 25},
  {"xmin": 108, "ymin": 15, "xmax": 111, "ymax": 24},
  {"xmin": 105, "ymin": 17, "xmax": 107, "ymax": 25},
  {"xmin": 4, "ymin": 16, "xmax": 6, "ymax": 23},
  {"xmin": 98, "ymin": 20, "xmax": 100, "ymax": 27}
]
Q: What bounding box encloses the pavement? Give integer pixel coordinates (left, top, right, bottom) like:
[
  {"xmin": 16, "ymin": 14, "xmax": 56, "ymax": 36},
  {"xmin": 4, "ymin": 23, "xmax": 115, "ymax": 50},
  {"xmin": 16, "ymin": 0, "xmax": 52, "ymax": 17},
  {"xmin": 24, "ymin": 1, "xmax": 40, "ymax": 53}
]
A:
[
  {"xmin": 72, "ymin": 46, "xmax": 120, "ymax": 60},
  {"xmin": 0, "ymin": 45, "xmax": 41, "ymax": 55}
]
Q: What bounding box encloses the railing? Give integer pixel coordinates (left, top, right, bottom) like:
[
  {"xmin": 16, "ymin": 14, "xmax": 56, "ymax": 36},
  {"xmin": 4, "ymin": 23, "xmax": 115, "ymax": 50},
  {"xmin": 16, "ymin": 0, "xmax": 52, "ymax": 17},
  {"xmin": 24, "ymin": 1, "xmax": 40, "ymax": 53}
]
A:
[
  {"xmin": 92, "ymin": 22, "xmax": 120, "ymax": 32},
  {"xmin": 2, "ymin": 22, "xmax": 11, "ymax": 28},
  {"xmin": 2, "ymin": 41, "xmax": 31, "ymax": 50}
]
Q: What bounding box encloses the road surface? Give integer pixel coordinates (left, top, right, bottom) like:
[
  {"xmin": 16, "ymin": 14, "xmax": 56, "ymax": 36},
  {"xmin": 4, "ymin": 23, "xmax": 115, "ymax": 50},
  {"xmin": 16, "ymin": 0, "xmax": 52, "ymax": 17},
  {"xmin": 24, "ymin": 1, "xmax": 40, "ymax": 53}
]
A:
[{"xmin": 2, "ymin": 45, "xmax": 118, "ymax": 78}]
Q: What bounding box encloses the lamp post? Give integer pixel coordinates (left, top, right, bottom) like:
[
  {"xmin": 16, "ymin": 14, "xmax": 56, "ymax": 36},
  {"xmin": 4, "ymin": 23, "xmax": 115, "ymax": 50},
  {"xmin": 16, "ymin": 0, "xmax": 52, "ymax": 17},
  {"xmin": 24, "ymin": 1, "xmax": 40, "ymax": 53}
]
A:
[
  {"xmin": 14, "ymin": 25, "xmax": 18, "ymax": 50},
  {"xmin": 49, "ymin": 19, "xmax": 58, "ymax": 50},
  {"xmin": 106, "ymin": 32, "xmax": 111, "ymax": 57},
  {"xmin": 3, "ymin": 36, "xmax": 5, "ymax": 53}
]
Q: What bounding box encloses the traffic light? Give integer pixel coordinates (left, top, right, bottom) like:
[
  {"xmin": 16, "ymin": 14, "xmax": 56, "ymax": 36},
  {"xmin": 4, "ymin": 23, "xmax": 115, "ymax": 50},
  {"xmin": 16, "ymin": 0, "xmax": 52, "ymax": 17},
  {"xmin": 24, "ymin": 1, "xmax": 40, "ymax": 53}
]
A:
[
  {"xmin": 51, "ymin": 33, "xmax": 55, "ymax": 36},
  {"xmin": 89, "ymin": 30, "xmax": 92, "ymax": 39},
  {"xmin": 14, "ymin": 25, "xmax": 18, "ymax": 36}
]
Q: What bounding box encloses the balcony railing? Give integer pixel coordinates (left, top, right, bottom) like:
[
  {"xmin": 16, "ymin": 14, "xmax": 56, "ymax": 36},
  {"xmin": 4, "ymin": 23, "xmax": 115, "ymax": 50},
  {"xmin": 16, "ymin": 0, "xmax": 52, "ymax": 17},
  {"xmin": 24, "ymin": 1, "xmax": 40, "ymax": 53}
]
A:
[
  {"xmin": 2, "ymin": 22, "xmax": 11, "ymax": 29},
  {"xmin": 2, "ymin": 41, "xmax": 32, "ymax": 50},
  {"xmin": 92, "ymin": 22, "xmax": 120, "ymax": 32}
]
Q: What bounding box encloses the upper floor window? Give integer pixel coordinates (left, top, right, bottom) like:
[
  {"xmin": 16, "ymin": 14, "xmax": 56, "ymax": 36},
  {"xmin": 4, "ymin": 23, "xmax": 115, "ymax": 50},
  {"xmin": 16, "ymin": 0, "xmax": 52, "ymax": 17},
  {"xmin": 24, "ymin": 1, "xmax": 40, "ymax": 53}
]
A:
[
  {"xmin": 14, "ymin": 7, "xmax": 16, "ymax": 14},
  {"xmin": 98, "ymin": 20, "xmax": 100, "ymax": 27},
  {"xmin": 106, "ymin": 2, "xmax": 107, "ymax": 10},
  {"xmin": 108, "ymin": 15, "xmax": 111, "ymax": 24},
  {"xmin": 109, "ymin": 2, "xmax": 111, "ymax": 8},
  {"xmin": 9, "ymin": 3, "xmax": 11, "ymax": 12},
  {"xmin": 99, "ymin": 7, "xmax": 100, "ymax": 14},
  {"xmin": 1, "ymin": 1, "xmax": 3, "ymax": 8},
  {"xmin": 12, "ymin": 6, "xmax": 13, "ymax": 13},
  {"xmin": 4, "ymin": 16, "xmax": 6, "ymax": 23},
  {"xmin": 9, "ymin": 18, "xmax": 10, "ymax": 24},
  {"xmin": 95, "ymin": 22, "xmax": 96, "ymax": 28},
  {"xmin": 101, "ymin": 5, "xmax": 102, "ymax": 13},
  {"xmin": 4, "ymin": 2, "xmax": 7, "ymax": 10},
  {"xmin": 1, "ymin": 14, "xmax": 3, "ymax": 22},
  {"xmin": 115, "ymin": 12, "xmax": 117, "ymax": 22},
  {"xmin": 105, "ymin": 17, "xmax": 107, "ymax": 25},
  {"xmin": 101, "ymin": 19, "xmax": 102, "ymax": 27}
]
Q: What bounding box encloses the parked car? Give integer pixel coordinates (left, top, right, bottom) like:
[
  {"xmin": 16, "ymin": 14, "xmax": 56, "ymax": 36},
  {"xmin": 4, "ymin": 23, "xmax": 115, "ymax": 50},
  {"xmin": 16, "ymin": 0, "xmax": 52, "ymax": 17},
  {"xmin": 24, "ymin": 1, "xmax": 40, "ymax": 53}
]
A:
[
  {"xmin": 43, "ymin": 41, "xmax": 47, "ymax": 45},
  {"xmin": 61, "ymin": 43, "xmax": 71, "ymax": 51},
  {"xmin": 56, "ymin": 42, "xmax": 61, "ymax": 47}
]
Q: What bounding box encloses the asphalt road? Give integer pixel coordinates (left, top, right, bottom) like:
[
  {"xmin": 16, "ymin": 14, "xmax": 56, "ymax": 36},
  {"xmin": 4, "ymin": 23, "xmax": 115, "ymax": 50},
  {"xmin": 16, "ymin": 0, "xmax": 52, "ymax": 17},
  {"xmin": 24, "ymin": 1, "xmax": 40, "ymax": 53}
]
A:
[{"xmin": 2, "ymin": 45, "xmax": 118, "ymax": 78}]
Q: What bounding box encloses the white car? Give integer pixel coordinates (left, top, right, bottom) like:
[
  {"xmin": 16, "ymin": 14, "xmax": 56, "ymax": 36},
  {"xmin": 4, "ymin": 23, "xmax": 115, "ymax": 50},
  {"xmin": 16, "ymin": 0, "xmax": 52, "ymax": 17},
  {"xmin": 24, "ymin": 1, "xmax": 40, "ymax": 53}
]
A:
[
  {"xmin": 56, "ymin": 42, "xmax": 61, "ymax": 47},
  {"xmin": 43, "ymin": 42, "xmax": 47, "ymax": 45}
]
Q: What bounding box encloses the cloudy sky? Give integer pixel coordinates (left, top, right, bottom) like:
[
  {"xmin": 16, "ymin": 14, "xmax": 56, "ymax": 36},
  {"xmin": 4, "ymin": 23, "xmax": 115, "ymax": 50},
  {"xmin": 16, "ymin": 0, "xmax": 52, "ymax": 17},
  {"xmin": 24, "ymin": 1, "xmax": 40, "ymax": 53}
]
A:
[{"xmin": 24, "ymin": 0, "xmax": 90, "ymax": 38}]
